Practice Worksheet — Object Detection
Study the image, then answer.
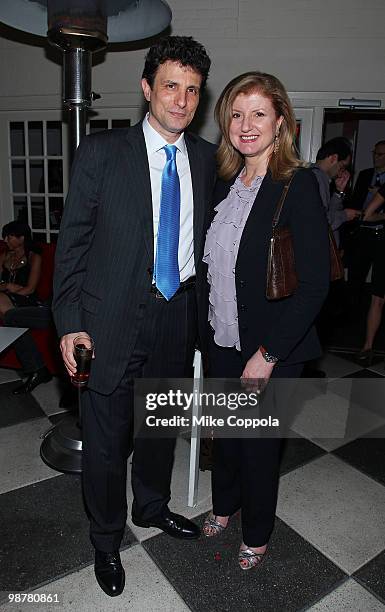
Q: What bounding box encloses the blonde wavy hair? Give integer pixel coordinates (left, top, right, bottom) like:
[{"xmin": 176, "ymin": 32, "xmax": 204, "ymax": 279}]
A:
[{"xmin": 215, "ymin": 71, "xmax": 304, "ymax": 181}]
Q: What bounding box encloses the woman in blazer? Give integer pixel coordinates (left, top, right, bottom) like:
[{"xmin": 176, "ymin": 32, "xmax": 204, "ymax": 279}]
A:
[{"xmin": 202, "ymin": 72, "xmax": 330, "ymax": 569}]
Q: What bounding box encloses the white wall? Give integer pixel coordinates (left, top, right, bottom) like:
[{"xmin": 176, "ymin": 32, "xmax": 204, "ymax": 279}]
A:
[
  {"xmin": 1, "ymin": 0, "xmax": 385, "ymax": 227},
  {"xmin": 0, "ymin": 0, "xmax": 384, "ymax": 142}
]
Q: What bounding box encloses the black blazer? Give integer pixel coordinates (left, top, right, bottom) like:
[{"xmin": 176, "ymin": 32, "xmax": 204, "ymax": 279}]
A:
[
  {"xmin": 349, "ymin": 168, "xmax": 374, "ymax": 209},
  {"xmin": 53, "ymin": 122, "xmax": 216, "ymax": 393},
  {"xmin": 204, "ymin": 168, "xmax": 330, "ymax": 365}
]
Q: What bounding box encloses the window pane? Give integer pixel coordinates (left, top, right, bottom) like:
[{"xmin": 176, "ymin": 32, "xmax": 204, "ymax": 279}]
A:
[
  {"xmin": 49, "ymin": 232, "xmax": 59, "ymax": 243},
  {"xmin": 10, "ymin": 122, "xmax": 25, "ymax": 156},
  {"xmin": 31, "ymin": 197, "xmax": 46, "ymax": 229},
  {"xmin": 49, "ymin": 197, "xmax": 63, "ymax": 230},
  {"xmin": 33, "ymin": 232, "xmax": 47, "ymax": 244},
  {"xmin": 111, "ymin": 119, "xmax": 131, "ymax": 129},
  {"xmin": 48, "ymin": 159, "xmax": 63, "ymax": 193},
  {"xmin": 12, "ymin": 160, "xmax": 26, "ymax": 192},
  {"xmin": 28, "ymin": 121, "xmax": 43, "ymax": 156},
  {"xmin": 47, "ymin": 121, "xmax": 62, "ymax": 156},
  {"xmin": 13, "ymin": 197, "xmax": 28, "ymax": 223},
  {"xmin": 30, "ymin": 160, "xmax": 44, "ymax": 193},
  {"xmin": 90, "ymin": 119, "xmax": 108, "ymax": 134}
]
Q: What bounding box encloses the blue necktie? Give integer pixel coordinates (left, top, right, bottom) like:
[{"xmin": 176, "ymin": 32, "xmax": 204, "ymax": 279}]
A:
[{"xmin": 154, "ymin": 145, "xmax": 181, "ymax": 300}]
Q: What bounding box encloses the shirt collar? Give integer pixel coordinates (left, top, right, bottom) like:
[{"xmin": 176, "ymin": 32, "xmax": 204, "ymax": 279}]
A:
[
  {"xmin": 312, "ymin": 163, "xmax": 332, "ymax": 183},
  {"xmin": 142, "ymin": 114, "xmax": 187, "ymax": 156}
]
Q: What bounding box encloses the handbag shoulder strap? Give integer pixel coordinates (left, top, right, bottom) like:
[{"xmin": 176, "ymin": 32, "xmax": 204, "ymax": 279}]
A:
[{"xmin": 272, "ymin": 170, "xmax": 297, "ymax": 229}]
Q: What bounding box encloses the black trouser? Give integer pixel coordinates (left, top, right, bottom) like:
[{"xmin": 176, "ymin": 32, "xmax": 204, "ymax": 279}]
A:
[
  {"xmin": 81, "ymin": 286, "xmax": 197, "ymax": 552},
  {"xmin": 208, "ymin": 336, "xmax": 303, "ymax": 547},
  {"xmin": 3, "ymin": 306, "xmax": 52, "ymax": 372}
]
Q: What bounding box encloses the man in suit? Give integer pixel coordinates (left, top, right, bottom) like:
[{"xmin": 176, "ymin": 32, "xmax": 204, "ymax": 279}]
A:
[
  {"xmin": 349, "ymin": 140, "xmax": 385, "ymax": 211},
  {"xmin": 347, "ymin": 140, "xmax": 385, "ymax": 309},
  {"xmin": 53, "ymin": 36, "xmax": 216, "ymax": 597}
]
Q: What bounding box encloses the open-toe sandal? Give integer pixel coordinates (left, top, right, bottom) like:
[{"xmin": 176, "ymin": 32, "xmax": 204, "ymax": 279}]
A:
[
  {"xmin": 238, "ymin": 546, "xmax": 267, "ymax": 570},
  {"xmin": 203, "ymin": 513, "xmax": 229, "ymax": 537}
]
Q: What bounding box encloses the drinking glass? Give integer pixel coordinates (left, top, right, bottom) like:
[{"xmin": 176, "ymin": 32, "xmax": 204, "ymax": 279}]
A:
[{"xmin": 72, "ymin": 335, "xmax": 94, "ymax": 388}]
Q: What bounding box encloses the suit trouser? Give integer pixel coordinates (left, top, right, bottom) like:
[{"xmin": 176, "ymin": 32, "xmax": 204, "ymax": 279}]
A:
[
  {"xmin": 208, "ymin": 336, "xmax": 303, "ymax": 547},
  {"xmin": 81, "ymin": 286, "xmax": 197, "ymax": 552}
]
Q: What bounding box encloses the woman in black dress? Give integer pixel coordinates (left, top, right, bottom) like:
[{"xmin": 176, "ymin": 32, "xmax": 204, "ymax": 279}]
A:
[
  {"xmin": 356, "ymin": 184, "xmax": 385, "ymax": 365},
  {"xmin": 0, "ymin": 221, "xmax": 42, "ymax": 317}
]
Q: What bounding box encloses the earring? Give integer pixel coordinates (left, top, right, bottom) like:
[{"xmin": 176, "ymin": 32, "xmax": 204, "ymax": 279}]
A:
[{"xmin": 273, "ymin": 134, "xmax": 280, "ymax": 154}]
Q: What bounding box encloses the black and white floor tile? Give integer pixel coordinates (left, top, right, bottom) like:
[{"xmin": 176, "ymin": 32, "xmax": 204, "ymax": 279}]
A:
[{"xmin": 0, "ymin": 351, "xmax": 385, "ymax": 611}]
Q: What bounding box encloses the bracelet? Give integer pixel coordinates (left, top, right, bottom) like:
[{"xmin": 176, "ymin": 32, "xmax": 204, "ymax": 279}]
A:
[{"xmin": 259, "ymin": 345, "xmax": 279, "ymax": 363}]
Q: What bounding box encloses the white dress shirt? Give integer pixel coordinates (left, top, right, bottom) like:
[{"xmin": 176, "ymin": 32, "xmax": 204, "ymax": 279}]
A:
[{"xmin": 142, "ymin": 114, "xmax": 195, "ymax": 282}]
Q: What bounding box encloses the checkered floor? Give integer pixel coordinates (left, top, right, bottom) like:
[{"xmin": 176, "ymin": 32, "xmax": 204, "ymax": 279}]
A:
[{"xmin": 0, "ymin": 350, "xmax": 385, "ymax": 612}]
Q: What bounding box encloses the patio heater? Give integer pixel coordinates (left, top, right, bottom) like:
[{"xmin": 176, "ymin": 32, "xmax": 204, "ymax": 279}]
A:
[{"xmin": 0, "ymin": 0, "xmax": 172, "ymax": 473}]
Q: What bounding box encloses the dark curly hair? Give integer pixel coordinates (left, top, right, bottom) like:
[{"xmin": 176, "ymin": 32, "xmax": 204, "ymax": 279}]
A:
[
  {"xmin": 316, "ymin": 137, "xmax": 352, "ymax": 162},
  {"xmin": 142, "ymin": 36, "xmax": 211, "ymax": 90}
]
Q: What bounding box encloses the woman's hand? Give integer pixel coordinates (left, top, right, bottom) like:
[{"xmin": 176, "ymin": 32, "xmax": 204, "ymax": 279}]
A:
[
  {"xmin": 241, "ymin": 348, "xmax": 275, "ymax": 392},
  {"xmin": 4, "ymin": 282, "xmax": 22, "ymax": 293},
  {"xmin": 363, "ymin": 190, "xmax": 385, "ymax": 220}
]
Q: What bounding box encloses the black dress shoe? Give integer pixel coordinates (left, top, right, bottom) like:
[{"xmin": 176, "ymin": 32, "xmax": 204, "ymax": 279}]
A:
[
  {"xmin": 132, "ymin": 511, "xmax": 200, "ymax": 539},
  {"xmin": 12, "ymin": 367, "xmax": 52, "ymax": 395},
  {"xmin": 94, "ymin": 550, "xmax": 125, "ymax": 597}
]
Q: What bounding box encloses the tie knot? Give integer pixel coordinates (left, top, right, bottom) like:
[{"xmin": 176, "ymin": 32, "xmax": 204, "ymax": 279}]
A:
[{"xmin": 164, "ymin": 144, "xmax": 177, "ymax": 161}]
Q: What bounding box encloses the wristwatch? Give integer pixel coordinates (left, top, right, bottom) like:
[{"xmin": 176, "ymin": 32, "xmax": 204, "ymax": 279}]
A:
[
  {"xmin": 336, "ymin": 191, "xmax": 345, "ymax": 198},
  {"xmin": 259, "ymin": 345, "xmax": 279, "ymax": 363}
]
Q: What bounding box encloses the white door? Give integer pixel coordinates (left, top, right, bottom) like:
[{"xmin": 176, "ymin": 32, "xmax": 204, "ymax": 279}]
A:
[{"xmin": 293, "ymin": 108, "xmax": 314, "ymax": 163}]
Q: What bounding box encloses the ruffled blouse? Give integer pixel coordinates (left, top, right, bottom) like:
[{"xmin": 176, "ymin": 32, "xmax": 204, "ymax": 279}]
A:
[{"xmin": 203, "ymin": 172, "xmax": 264, "ymax": 350}]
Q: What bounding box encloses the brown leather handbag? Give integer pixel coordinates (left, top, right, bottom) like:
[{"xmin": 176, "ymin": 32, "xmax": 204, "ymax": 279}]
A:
[{"xmin": 266, "ymin": 174, "xmax": 344, "ymax": 300}]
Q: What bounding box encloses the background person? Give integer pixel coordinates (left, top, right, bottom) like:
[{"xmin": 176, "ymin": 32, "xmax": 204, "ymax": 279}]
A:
[
  {"xmin": 306, "ymin": 139, "xmax": 360, "ymax": 370},
  {"xmin": 0, "ymin": 221, "xmax": 42, "ymax": 312},
  {"xmin": 0, "ymin": 221, "xmax": 52, "ymax": 392},
  {"xmin": 202, "ymin": 71, "xmax": 330, "ymax": 570},
  {"xmin": 349, "ymin": 140, "xmax": 385, "ymax": 211},
  {"xmin": 347, "ymin": 140, "xmax": 385, "ymax": 311},
  {"xmin": 355, "ymin": 184, "xmax": 385, "ymax": 365},
  {"xmin": 310, "ymin": 137, "xmax": 360, "ymax": 247}
]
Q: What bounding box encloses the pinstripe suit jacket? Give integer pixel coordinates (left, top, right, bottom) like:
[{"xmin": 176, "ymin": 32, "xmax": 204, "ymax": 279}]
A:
[{"xmin": 53, "ymin": 122, "xmax": 217, "ymax": 394}]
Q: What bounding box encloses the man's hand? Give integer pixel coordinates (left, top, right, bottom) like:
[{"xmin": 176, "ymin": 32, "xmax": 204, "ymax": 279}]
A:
[
  {"xmin": 344, "ymin": 208, "xmax": 361, "ymax": 222},
  {"xmin": 335, "ymin": 169, "xmax": 350, "ymax": 192},
  {"xmin": 60, "ymin": 331, "xmax": 91, "ymax": 377}
]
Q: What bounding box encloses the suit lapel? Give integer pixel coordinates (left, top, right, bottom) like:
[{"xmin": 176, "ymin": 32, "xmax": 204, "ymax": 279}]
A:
[
  {"xmin": 238, "ymin": 172, "xmax": 284, "ymax": 256},
  {"xmin": 185, "ymin": 133, "xmax": 206, "ymax": 267},
  {"xmin": 124, "ymin": 123, "xmax": 153, "ymax": 262}
]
